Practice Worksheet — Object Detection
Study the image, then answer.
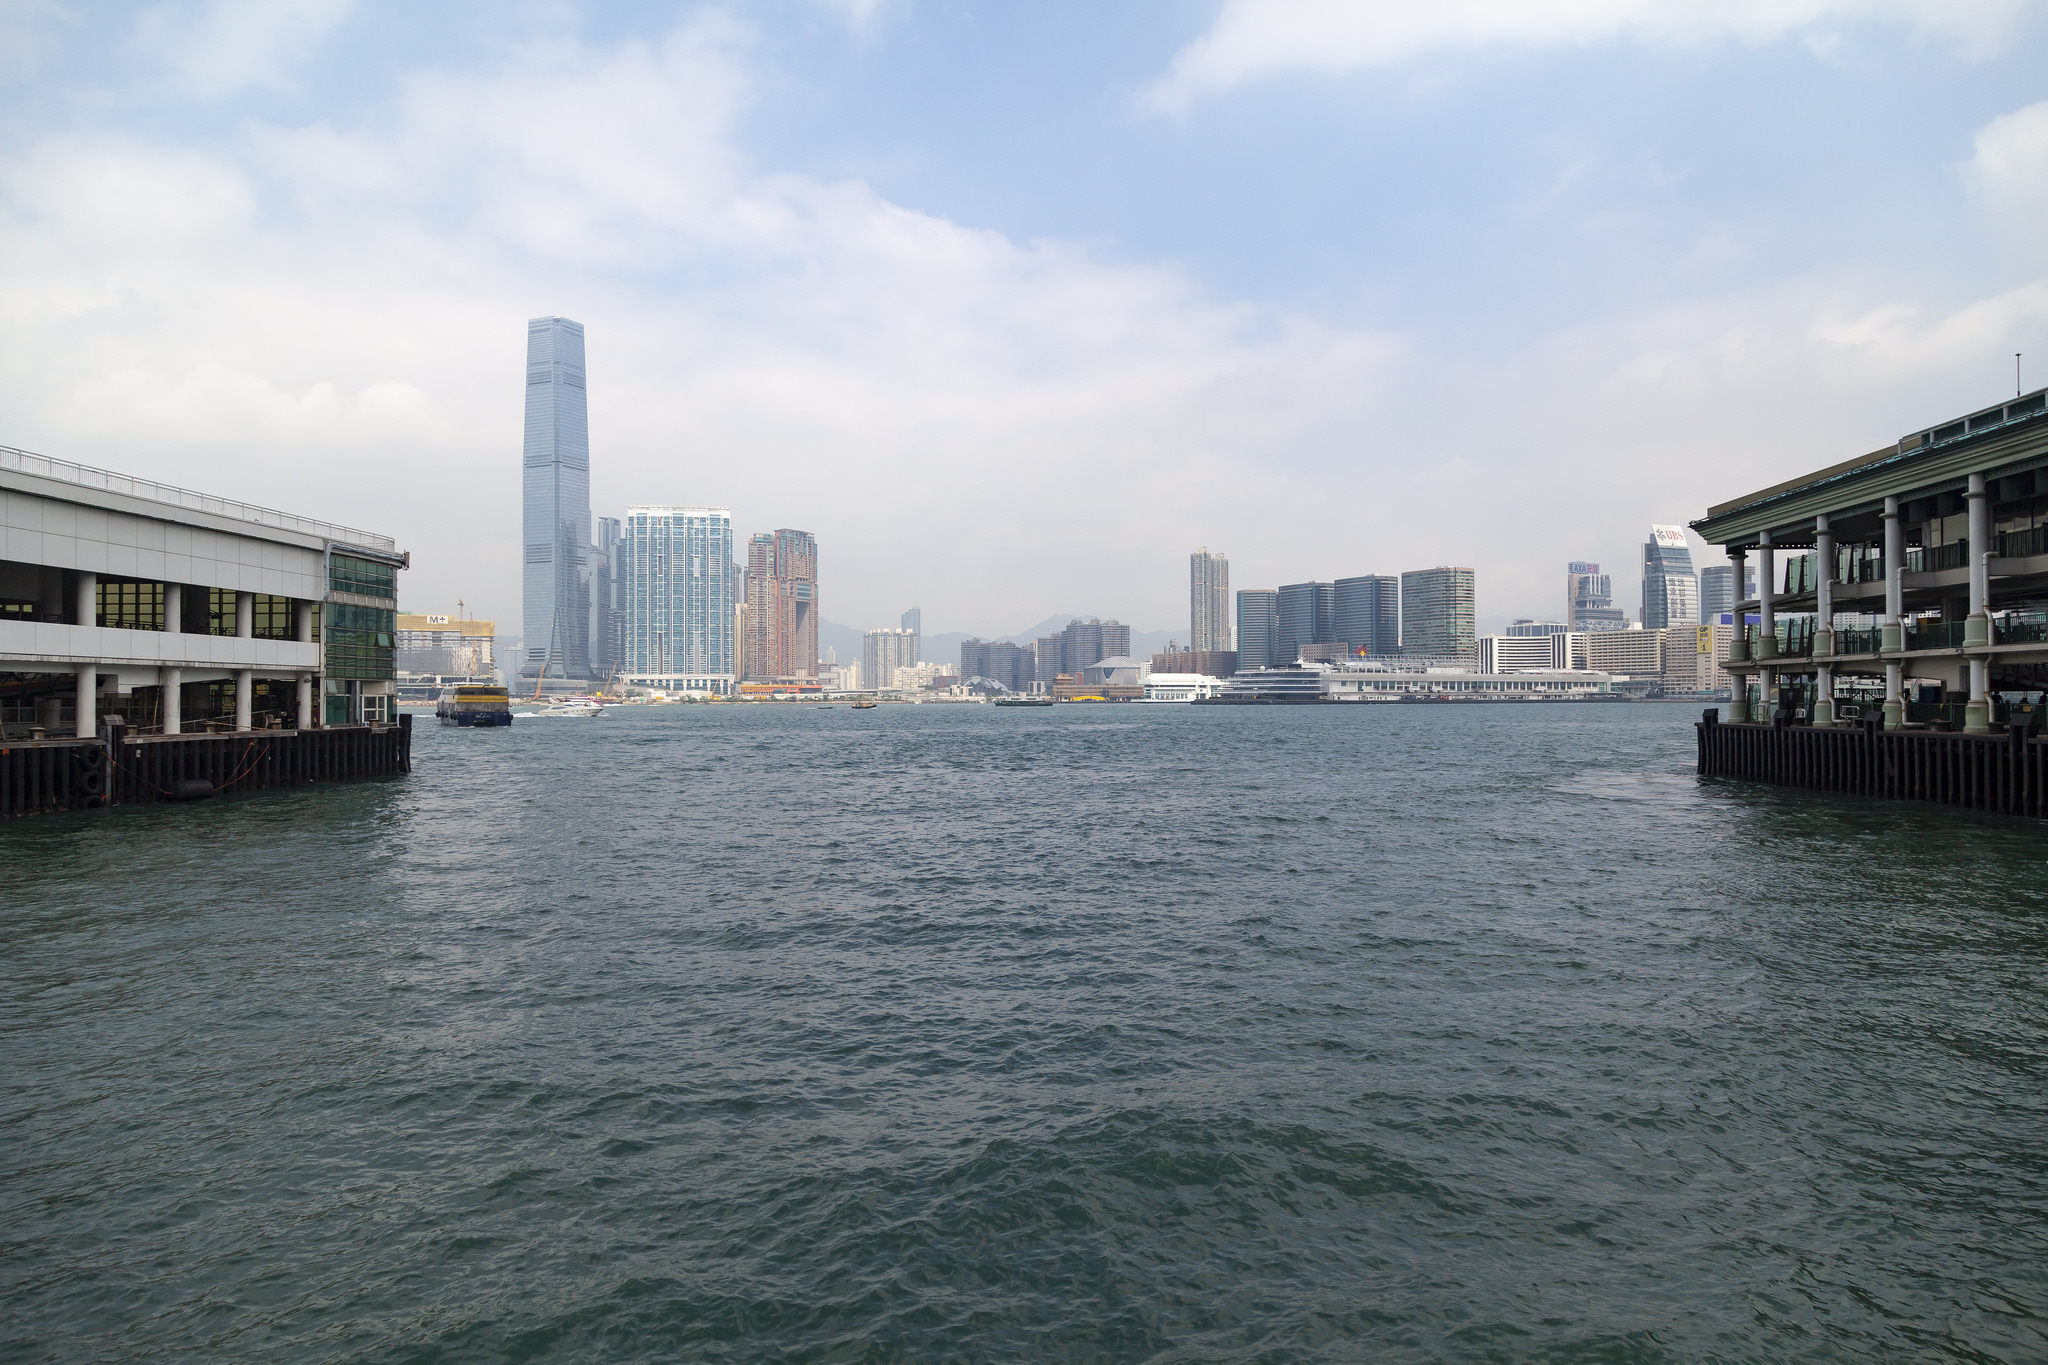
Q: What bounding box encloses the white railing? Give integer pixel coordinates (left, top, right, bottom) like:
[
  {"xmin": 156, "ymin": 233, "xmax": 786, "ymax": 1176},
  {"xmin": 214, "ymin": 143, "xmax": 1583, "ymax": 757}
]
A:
[{"xmin": 1, "ymin": 444, "xmax": 395, "ymax": 551}]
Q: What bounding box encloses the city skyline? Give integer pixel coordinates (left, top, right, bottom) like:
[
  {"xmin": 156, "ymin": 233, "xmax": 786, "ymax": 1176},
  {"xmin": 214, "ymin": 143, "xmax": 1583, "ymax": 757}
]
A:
[{"xmin": 7, "ymin": 7, "xmax": 2040, "ymax": 643}]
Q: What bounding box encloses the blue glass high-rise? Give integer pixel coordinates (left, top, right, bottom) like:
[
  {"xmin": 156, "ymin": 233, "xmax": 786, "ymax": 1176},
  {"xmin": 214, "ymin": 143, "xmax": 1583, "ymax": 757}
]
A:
[{"xmin": 522, "ymin": 317, "xmax": 592, "ymax": 680}]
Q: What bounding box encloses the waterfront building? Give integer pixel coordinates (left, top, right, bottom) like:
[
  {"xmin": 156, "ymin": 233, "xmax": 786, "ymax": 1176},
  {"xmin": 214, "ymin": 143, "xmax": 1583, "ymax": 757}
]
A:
[
  {"xmin": 740, "ymin": 529, "xmax": 819, "ymax": 681},
  {"xmin": 1236, "ymin": 589, "xmax": 1279, "ymax": 669},
  {"xmin": 1149, "ymin": 648, "xmax": 1239, "ymax": 678},
  {"xmin": 1477, "ymin": 633, "xmax": 1572, "ymax": 672},
  {"xmin": 621, "ymin": 506, "xmax": 735, "ymax": 693},
  {"xmin": 1505, "ymin": 619, "xmax": 1570, "ymax": 636},
  {"xmin": 1399, "ymin": 567, "xmax": 1477, "ymax": 665},
  {"xmin": 1334, "ymin": 575, "xmax": 1400, "ymax": 656},
  {"xmin": 1142, "ymin": 672, "xmax": 1225, "ymax": 701},
  {"xmin": 1698, "ymin": 565, "xmax": 1735, "ymax": 623},
  {"xmin": 1190, "ymin": 548, "xmax": 1232, "ymax": 652},
  {"xmin": 1643, "ymin": 525, "xmax": 1699, "ymax": 630},
  {"xmin": 1, "ymin": 444, "xmax": 406, "ymax": 737},
  {"xmin": 1692, "ymin": 384, "xmax": 2048, "ymax": 733},
  {"xmin": 1316, "ymin": 665, "xmax": 1613, "ymax": 701},
  {"xmin": 396, "ymin": 615, "xmax": 495, "ymax": 698},
  {"xmin": 865, "ymin": 627, "xmax": 918, "ymax": 693},
  {"xmin": 1581, "ymin": 627, "xmax": 1666, "ymax": 694},
  {"xmin": 960, "ymin": 637, "xmax": 1035, "ymax": 692},
  {"xmin": 1277, "ymin": 581, "xmax": 1336, "ymax": 664},
  {"xmin": 522, "ymin": 316, "xmax": 593, "ymax": 681},
  {"xmin": 1568, "ymin": 561, "xmax": 1627, "ymax": 632}
]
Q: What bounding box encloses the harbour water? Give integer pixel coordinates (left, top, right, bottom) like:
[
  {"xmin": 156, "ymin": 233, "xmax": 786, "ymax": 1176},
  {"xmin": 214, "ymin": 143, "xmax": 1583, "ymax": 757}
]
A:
[{"xmin": 4, "ymin": 703, "xmax": 2044, "ymax": 1361}]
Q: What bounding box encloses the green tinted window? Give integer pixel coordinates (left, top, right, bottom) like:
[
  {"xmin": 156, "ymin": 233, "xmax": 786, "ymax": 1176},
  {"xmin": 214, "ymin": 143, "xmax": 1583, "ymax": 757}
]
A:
[{"xmin": 330, "ymin": 554, "xmax": 397, "ymax": 599}]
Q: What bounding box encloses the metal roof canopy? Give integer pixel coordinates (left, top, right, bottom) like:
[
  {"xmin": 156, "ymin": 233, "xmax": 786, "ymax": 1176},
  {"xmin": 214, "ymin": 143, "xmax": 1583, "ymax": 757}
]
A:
[{"xmin": 1692, "ymin": 388, "xmax": 2048, "ymax": 550}]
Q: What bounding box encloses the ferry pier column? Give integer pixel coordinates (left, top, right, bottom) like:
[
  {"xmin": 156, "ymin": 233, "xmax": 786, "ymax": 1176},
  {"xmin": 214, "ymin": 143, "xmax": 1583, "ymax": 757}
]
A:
[
  {"xmin": 296, "ymin": 673, "xmax": 314, "ymax": 730},
  {"xmin": 1726, "ymin": 545, "xmax": 1750, "ymax": 722},
  {"xmin": 163, "ymin": 582, "xmax": 182, "ymax": 634},
  {"xmin": 160, "ymin": 666, "xmax": 182, "ymax": 734},
  {"xmin": 236, "ymin": 591, "xmax": 253, "ymax": 639},
  {"xmin": 75, "ymin": 662, "xmax": 96, "ymax": 738},
  {"xmin": 1813, "ymin": 514, "xmax": 1836, "ymax": 725},
  {"xmin": 76, "ymin": 569, "xmax": 97, "ymax": 627},
  {"xmin": 235, "ymin": 670, "xmax": 253, "ymax": 731},
  {"xmin": 1964, "ymin": 473, "xmax": 1993, "ymax": 733},
  {"xmin": 1756, "ymin": 532, "xmax": 1777, "ymax": 661},
  {"xmin": 1881, "ymin": 496, "xmax": 1904, "ymax": 729},
  {"xmin": 295, "ymin": 600, "xmax": 313, "ymax": 643}
]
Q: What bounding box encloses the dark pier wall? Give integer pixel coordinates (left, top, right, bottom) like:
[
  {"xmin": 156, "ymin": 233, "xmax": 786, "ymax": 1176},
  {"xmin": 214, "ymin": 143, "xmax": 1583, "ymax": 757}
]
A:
[
  {"xmin": 0, "ymin": 716, "xmax": 412, "ymax": 819},
  {"xmin": 1697, "ymin": 716, "xmax": 2046, "ymax": 819}
]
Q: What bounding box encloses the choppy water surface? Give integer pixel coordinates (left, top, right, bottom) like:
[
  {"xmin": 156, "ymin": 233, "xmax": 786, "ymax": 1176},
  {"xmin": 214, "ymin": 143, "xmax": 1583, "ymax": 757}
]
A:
[{"xmin": 4, "ymin": 702, "xmax": 2045, "ymax": 1362}]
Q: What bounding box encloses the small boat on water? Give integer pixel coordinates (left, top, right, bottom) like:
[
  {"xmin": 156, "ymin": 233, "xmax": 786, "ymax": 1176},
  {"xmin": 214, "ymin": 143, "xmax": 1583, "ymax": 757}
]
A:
[
  {"xmin": 994, "ymin": 696, "xmax": 1052, "ymax": 707},
  {"xmin": 437, "ymin": 685, "xmax": 513, "ymax": 727},
  {"xmin": 850, "ymin": 700, "xmax": 878, "ymax": 710},
  {"xmin": 525, "ymin": 697, "xmax": 605, "ymax": 717}
]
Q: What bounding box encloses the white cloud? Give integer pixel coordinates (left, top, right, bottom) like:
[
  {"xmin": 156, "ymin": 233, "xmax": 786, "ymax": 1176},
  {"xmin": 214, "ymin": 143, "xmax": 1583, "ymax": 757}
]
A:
[
  {"xmin": 1965, "ymin": 100, "xmax": 2048, "ymax": 269},
  {"xmin": 1141, "ymin": 0, "xmax": 2029, "ymax": 113},
  {"xmin": 132, "ymin": 0, "xmax": 354, "ymax": 98}
]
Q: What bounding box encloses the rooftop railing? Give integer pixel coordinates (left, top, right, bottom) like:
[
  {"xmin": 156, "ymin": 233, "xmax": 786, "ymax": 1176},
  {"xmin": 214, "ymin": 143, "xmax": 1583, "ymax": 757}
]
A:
[
  {"xmin": 1999, "ymin": 525, "xmax": 2048, "ymax": 560},
  {"xmin": 0, "ymin": 445, "xmax": 395, "ymax": 552}
]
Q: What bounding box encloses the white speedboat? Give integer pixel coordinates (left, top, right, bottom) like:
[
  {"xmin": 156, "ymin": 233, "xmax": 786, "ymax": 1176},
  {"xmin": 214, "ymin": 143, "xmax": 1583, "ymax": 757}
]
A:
[{"xmin": 527, "ymin": 699, "xmax": 604, "ymax": 717}]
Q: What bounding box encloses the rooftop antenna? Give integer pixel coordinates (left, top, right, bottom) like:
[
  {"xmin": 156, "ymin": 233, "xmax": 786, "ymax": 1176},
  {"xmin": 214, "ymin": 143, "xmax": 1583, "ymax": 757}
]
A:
[{"xmin": 2019, "ymin": 353, "xmax": 2024, "ymax": 398}]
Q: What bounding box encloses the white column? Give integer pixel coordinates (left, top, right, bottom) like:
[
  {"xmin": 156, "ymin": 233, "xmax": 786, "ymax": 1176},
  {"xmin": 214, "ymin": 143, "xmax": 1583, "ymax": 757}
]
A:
[
  {"xmin": 297, "ymin": 673, "xmax": 314, "ymax": 730},
  {"xmin": 1967, "ymin": 657, "xmax": 1991, "ymax": 734},
  {"xmin": 1813, "ymin": 515, "xmax": 1836, "ymax": 724},
  {"xmin": 236, "ymin": 591, "xmax": 254, "ymax": 639},
  {"xmin": 295, "ymin": 599, "xmax": 313, "ymax": 642},
  {"xmin": 160, "ymin": 666, "xmax": 182, "ymax": 734},
  {"xmin": 1964, "ymin": 469, "xmax": 1993, "ymax": 732},
  {"xmin": 1881, "ymin": 495, "xmax": 1905, "ymax": 730},
  {"xmin": 235, "ymin": 669, "xmax": 253, "ymax": 731},
  {"xmin": 75, "ymin": 662, "xmax": 96, "ymax": 738},
  {"xmin": 163, "ymin": 582, "xmax": 182, "ymax": 634},
  {"xmin": 77, "ymin": 570, "xmax": 98, "ymax": 627},
  {"xmin": 1756, "ymin": 532, "xmax": 1777, "ymax": 660}
]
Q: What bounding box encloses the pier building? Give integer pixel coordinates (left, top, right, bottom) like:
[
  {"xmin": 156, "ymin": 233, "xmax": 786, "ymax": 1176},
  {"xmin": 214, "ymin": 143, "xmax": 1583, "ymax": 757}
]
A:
[
  {"xmin": 1690, "ymin": 388, "xmax": 2048, "ymax": 816},
  {"xmin": 1, "ymin": 444, "xmax": 411, "ymax": 814}
]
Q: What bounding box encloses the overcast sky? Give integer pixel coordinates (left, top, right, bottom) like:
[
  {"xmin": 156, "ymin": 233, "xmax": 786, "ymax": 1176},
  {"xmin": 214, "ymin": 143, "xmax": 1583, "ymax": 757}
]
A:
[{"xmin": 4, "ymin": 0, "xmax": 2046, "ymax": 638}]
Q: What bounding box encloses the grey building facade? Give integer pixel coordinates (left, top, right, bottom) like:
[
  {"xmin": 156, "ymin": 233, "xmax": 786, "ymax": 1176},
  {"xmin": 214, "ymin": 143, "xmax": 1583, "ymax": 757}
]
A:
[
  {"xmin": 1698, "ymin": 564, "xmax": 1735, "ymax": 623},
  {"xmin": 1276, "ymin": 581, "xmax": 1335, "ymax": 665},
  {"xmin": 1334, "ymin": 574, "xmax": 1399, "ymax": 656},
  {"xmin": 1190, "ymin": 548, "xmax": 1231, "ymax": 653},
  {"xmin": 1642, "ymin": 525, "xmax": 1699, "ymax": 630},
  {"xmin": 621, "ymin": 505, "xmax": 735, "ymax": 692},
  {"xmin": 1237, "ymin": 589, "xmax": 1280, "ymax": 669},
  {"xmin": 522, "ymin": 316, "xmax": 592, "ymax": 680},
  {"xmin": 1399, "ymin": 566, "xmax": 1477, "ymax": 663}
]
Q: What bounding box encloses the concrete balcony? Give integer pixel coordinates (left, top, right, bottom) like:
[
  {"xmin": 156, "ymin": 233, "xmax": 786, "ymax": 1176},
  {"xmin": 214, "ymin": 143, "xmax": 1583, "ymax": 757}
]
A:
[{"xmin": 0, "ymin": 619, "xmax": 320, "ymax": 674}]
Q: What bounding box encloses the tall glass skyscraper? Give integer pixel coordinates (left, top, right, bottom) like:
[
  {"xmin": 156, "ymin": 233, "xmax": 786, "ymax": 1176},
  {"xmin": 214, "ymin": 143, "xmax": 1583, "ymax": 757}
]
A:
[
  {"xmin": 1277, "ymin": 582, "xmax": 1336, "ymax": 664},
  {"xmin": 1236, "ymin": 589, "xmax": 1279, "ymax": 669},
  {"xmin": 1190, "ymin": 548, "xmax": 1231, "ymax": 652},
  {"xmin": 1334, "ymin": 575, "xmax": 1399, "ymax": 656},
  {"xmin": 622, "ymin": 506, "xmax": 735, "ymax": 692},
  {"xmin": 522, "ymin": 316, "xmax": 592, "ymax": 680},
  {"xmin": 1698, "ymin": 565, "xmax": 1734, "ymax": 623},
  {"xmin": 1399, "ymin": 566, "xmax": 1477, "ymax": 663},
  {"xmin": 1642, "ymin": 526, "xmax": 1699, "ymax": 630}
]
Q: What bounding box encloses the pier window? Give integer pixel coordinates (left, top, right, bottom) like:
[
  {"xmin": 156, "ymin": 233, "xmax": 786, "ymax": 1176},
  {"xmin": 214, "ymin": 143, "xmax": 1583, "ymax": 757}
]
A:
[
  {"xmin": 324, "ymin": 603, "xmax": 395, "ymax": 679},
  {"xmin": 329, "ymin": 553, "xmax": 396, "ymax": 600},
  {"xmin": 97, "ymin": 577, "xmax": 164, "ymax": 631}
]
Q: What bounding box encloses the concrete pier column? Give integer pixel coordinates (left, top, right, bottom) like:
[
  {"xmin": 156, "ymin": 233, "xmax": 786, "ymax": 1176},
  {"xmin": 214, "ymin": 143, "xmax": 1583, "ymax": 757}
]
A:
[
  {"xmin": 295, "ymin": 599, "xmax": 313, "ymax": 643},
  {"xmin": 236, "ymin": 591, "xmax": 254, "ymax": 639},
  {"xmin": 1884, "ymin": 660, "xmax": 1903, "ymax": 730},
  {"xmin": 1881, "ymin": 495, "xmax": 1904, "ymax": 654},
  {"xmin": 160, "ymin": 666, "xmax": 182, "ymax": 734},
  {"xmin": 235, "ymin": 669, "xmax": 253, "ymax": 731},
  {"xmin": 1966, "ymin": 656, "xmax": 1991, "ymax": 734},
  {"xmin": 1813, "ymin": 514, "xmax": 1835, "ymax": 661},
  {"xmin": 1814, "ymin": 663, "xmax": 1835, "ymax": 726},
  {"xmin": 163, "ymin": 582, "xmax": 182, "ymax": 634},
  {"xmin": 1726, "ymin": 544, "xmax": 1749, "ymax": 658},
  {"xmin": 1964, "ymin": 472, "xmax": 1991, "ymax": 652},
  {"xmin": 297, "ymin": 673, "xmax": 314, "ymax": 730},
  {"xmin": 77, "ymin": 570, "xmax": 98, "ymax": 627},
  {"xmin": 75, "ymin": 663, "xmax": 96, "ymax": 738},
  {"xmin": 1756, "ymin": 532, "xmax": 1778, "ymax": 660}
]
